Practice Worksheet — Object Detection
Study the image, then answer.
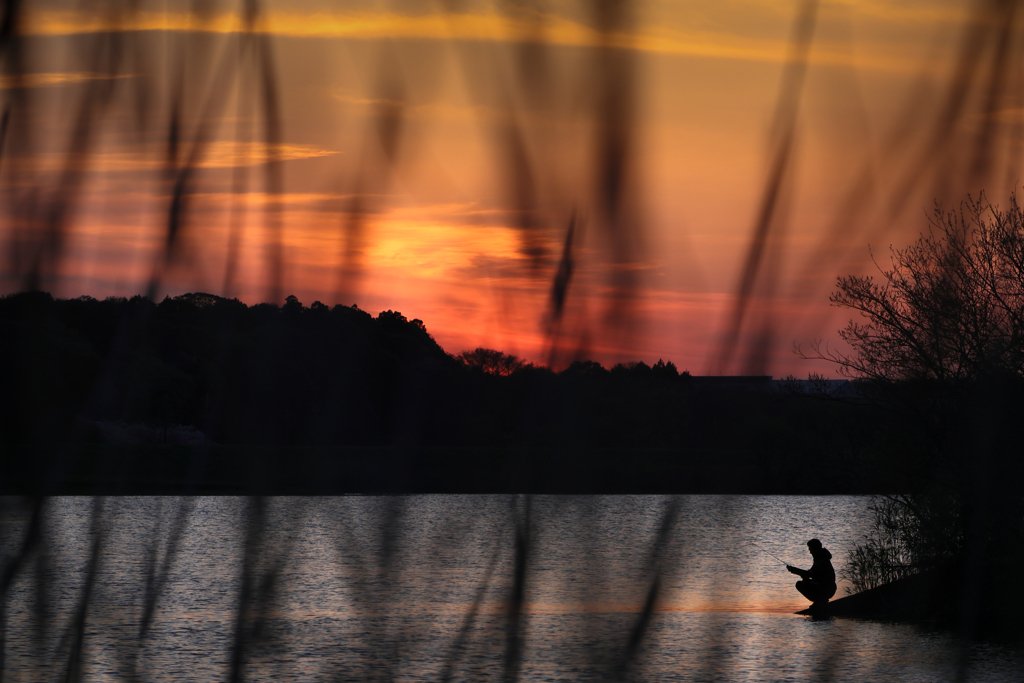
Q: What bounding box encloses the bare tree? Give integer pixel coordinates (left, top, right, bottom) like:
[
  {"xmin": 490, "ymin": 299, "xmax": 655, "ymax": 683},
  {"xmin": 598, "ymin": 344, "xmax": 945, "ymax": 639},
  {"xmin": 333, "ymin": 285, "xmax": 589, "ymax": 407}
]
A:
[
  {"xmin": 457, "ymin": 348, "xmax": 529, "ymax": 377},
  {"xmin": 810, "ymin": 193, "xmax": 1024, "ymax": 383}
]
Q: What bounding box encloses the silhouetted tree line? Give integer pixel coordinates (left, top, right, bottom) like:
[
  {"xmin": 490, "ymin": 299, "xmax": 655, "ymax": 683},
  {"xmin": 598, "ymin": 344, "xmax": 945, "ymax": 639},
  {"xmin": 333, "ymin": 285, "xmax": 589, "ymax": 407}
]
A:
[{"xmin": 1, "ymin": 290, "xmax": 874, "ymax": 493}]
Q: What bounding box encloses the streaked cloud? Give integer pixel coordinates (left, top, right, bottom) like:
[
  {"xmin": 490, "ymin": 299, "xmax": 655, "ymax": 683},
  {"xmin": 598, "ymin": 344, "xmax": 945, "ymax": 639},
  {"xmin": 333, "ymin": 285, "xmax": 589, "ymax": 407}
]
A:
[
  {"xmin": 7, "ymin": 141, "xmax": 337, "ymax": 173},
  {"xmin": 196, "ymin": 141, "xmax": 339, "ymax": 168},
  {"xmin": 23, "ymin": 7, "xmax": 928, "ymax": 72},
  {"xmin": 0, "ymin": 71, "xmax": 132, "ymax": 89}
]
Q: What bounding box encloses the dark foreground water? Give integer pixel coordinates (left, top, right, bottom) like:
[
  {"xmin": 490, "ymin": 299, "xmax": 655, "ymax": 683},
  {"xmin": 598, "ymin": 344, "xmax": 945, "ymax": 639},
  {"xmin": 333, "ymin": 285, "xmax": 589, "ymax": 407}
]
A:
[{"xmin": 1, "ymin": 496, "xmax": 1022, "ymax": 681}]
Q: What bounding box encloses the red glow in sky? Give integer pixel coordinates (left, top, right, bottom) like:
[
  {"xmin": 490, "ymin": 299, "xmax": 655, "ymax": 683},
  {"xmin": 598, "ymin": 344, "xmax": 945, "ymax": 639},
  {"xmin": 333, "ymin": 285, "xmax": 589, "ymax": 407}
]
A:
[{"xmin": 3, "ymin": 0, "xmax": 1015, "ymax": 376}]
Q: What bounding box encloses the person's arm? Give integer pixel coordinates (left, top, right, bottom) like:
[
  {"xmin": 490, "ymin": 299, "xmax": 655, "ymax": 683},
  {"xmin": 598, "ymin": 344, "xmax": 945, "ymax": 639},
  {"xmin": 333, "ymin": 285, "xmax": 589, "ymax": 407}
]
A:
[{"xmin": 787, "ymin": 565, "xmax": 810, "ymax": 579}]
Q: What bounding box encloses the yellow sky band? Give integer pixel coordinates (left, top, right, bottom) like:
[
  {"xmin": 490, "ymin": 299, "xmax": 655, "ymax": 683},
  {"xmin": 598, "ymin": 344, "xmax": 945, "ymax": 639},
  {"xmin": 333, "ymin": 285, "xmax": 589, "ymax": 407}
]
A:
[{"xmin": 23, "ymin": 9, "xmax": 927, "ymax": 73}]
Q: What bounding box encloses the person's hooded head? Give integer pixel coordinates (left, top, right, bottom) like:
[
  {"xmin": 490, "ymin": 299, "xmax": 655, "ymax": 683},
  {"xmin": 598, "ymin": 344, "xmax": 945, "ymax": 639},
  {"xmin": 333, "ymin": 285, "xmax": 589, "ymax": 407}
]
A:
[{"xmin": 807, "ymin": 538, "xmax": 831, "ymax": 560}]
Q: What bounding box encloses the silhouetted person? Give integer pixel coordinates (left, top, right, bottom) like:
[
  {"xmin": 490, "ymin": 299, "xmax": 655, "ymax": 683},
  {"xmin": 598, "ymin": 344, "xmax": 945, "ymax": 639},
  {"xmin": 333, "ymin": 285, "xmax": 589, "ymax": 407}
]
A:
[{"xmin": 787, "ymin": 538, "xmax": 836, "ymax": 604}]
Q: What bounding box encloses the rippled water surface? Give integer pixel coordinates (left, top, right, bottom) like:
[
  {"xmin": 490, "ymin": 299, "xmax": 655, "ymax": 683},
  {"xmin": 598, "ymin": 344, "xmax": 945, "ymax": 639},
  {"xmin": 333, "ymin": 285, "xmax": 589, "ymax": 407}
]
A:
[{"xmin": 1, "ymin": 496, "xmax": 1021, "ymax": 681}]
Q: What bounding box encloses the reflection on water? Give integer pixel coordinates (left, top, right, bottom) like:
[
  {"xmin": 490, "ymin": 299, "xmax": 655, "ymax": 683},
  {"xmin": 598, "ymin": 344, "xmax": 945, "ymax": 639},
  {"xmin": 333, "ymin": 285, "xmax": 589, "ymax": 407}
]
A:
[{"xmin": 1, "ymin": 496, "xmax": 1022, "ymax": 681}]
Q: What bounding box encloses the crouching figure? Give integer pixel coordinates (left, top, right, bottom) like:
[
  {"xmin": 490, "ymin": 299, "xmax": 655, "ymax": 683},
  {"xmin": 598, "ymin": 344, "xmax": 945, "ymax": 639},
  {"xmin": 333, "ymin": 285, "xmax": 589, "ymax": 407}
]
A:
[{"xmin": 787, "ymin": 538, "xmax": 837, "ymax": 604}]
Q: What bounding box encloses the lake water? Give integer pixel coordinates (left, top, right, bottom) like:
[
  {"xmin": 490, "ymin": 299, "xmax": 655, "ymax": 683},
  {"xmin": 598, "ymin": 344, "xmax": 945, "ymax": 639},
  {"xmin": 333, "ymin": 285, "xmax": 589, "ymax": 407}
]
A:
[{"xmin": 1, "ymin": 496, "xmax": 1022, "ymax": 681}]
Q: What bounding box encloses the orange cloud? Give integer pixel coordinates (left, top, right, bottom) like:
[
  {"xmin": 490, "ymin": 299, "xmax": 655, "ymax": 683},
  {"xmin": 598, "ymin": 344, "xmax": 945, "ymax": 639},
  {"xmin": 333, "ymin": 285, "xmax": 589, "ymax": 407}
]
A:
[{"xmin": 22, "ymin": 8, "xmax": 925, "ymax": 73}]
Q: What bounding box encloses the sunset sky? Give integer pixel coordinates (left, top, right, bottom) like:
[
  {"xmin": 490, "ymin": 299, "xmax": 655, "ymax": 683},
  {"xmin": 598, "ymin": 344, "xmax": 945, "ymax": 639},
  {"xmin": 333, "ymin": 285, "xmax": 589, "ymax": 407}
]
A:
[{"xmin": 1, "ymin": 0, "xmax": 1015, "ymax": 376}]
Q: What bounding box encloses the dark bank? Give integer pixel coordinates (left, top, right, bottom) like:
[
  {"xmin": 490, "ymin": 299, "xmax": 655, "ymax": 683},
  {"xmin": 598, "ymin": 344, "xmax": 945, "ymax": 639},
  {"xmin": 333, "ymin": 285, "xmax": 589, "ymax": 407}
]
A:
[{"xmin": 2, "ymin": 290, "xmax": 877, "ymax": 496}]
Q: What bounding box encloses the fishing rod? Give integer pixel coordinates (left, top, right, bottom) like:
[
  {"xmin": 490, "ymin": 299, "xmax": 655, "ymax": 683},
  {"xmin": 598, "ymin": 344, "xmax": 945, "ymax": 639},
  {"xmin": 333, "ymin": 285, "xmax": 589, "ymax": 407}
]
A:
[{"xmin": 751, "ymin": 542, "xmax": 793, "ymax": 567}]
